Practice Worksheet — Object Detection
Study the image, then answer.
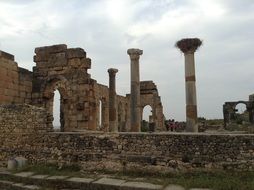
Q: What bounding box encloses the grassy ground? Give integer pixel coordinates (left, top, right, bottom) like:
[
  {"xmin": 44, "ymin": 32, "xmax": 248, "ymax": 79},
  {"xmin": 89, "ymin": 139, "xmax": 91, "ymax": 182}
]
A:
[{"xmin": 4, "ymin": 164, "xmax": 254, "ymax": 190}]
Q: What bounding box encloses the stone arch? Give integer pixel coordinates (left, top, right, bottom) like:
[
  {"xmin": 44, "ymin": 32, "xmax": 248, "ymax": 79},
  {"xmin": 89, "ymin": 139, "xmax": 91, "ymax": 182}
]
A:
[
  {"xmin": 223, "ymin": 101, "xmax": 254, "ymax": 127},
  {"xmin": 41, "ymin": 76, "xmax": 71, "ymax": 131},
  {"xmin": 140, "ymin": 81, "xmax": 165, "ymax": 131},
  {"xmin": 141, "ymin": 104, "xmax": 153, "ymax": 131},
  {"xmin": 97, "ymin": 97, "xmax": 108, "ymax": 131}
]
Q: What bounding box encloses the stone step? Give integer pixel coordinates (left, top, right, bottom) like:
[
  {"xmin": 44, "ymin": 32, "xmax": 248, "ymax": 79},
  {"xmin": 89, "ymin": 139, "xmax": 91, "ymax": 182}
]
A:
[
  {"xmin": 0, "ymin": 179, "xmax": 41, "ymax": 190},
  {"xmin": 0, "ymin": 170, "xmax": 213, "ymax": 190}
]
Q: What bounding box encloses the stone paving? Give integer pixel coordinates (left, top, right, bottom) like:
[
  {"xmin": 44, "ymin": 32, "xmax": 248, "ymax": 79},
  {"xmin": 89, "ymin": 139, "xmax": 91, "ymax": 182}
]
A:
[{"xmin": 0, "ymin": 170, "xmax": 213, "ymax": 190}]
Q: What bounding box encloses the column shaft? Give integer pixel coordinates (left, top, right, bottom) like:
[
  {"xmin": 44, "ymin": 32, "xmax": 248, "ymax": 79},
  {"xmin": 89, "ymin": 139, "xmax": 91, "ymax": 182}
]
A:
[
  {"xmin": 184, "ymin": 53, "xmax": 198, "ymax": 132},
  {"xmin": 127, "ymin": 49, "xmax": 143, "ymax": 132},
  {"xmin": 108, "ymin": 69, "xmax": 118, "ymax": 132}
]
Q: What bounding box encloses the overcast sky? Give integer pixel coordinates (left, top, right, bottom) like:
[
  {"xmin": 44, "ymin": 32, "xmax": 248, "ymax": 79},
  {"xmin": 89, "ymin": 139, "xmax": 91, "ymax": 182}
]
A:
[{"xmin": 0, "ymin": 0, "xmax": 253, "ymax": 122}]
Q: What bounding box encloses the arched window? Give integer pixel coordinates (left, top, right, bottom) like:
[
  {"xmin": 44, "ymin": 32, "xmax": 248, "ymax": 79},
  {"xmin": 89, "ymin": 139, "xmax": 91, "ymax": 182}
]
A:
[
  {"xmin": 99, "ymin": 100, "xmax": 102, "ymax": 128},
  {"xmin": 53, "ymin": 90, "xmax": 61, "ymax": 131},
  {"xmin": 235, "ymin": 103, "xmax": 248, "ymax": 124},
  {"xmin": 142, "ymin": 105, "xmax": 153, "ymax": 132},
  {"xmin": 235, "ymin": 103, "xmax": 247, "ymax": 114}
]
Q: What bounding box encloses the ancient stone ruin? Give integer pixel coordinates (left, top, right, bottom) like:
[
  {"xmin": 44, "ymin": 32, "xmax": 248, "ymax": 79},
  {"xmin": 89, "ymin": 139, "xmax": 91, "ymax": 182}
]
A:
[
  {"xmin": 0, "ymin": 42, "xmax": 254, "ymax": 173},
  {"xmin": 223, "ymin": 94, "xmax": 254, "ymax": 127},
  {"xmin": 0, "ymin": 44, "xmax": 164, "ymax": 132}
]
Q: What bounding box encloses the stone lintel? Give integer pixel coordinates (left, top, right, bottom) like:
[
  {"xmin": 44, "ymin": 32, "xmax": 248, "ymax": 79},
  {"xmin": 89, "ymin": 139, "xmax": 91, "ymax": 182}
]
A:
[
  {"xmin": 176, "ymin": 38, "xmax": 202, "ymax": 53},
  {"xmin": 35, "ymin": 44, "xmax": 67, "ymax": 54},
  {"xmin": 127, "ymin": 48, "xmax": 143, "ymax": 60},
  {"xmin": 0, "ymin": 50, "xmax": 14, "ymax": 61}
]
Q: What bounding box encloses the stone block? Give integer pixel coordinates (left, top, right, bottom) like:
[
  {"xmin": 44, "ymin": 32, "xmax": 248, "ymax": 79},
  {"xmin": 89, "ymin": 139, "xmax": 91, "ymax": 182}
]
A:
[
  {"xmin": 14, "ymin": 172, "xmax": 34, "ymax": 177},
  {"xmin": 164, "ymin": 184, "xmax": 185, "ymax": 190},
  {"xmin": 120, "ymin": 181, "xmax": 163, "ymax": 190},
  {"xmin": 7, "ymin": 158, "xmax": 17, "ymax": 170},
  {"xmin": 80, "ymin": 58, "xmax": 91, "ymax": 69},
  {"xmin": 66, "ymin": 48, "xmax": 86, "ymax": 59},
  {"xmin": 23, "ymin": 184, "xmax": 41, "ymax": 189},
  {"xmin": 35, "ymin": 44, "xmax": 67, "ymax": 54},
  {"xmin": 66, "ymin": 177, "xmax": 94, "ymax": 189},
  {"xmin": 30, "ymin": 175, "xmax": 49, "ymax": 179},
  {"xmin": 47, "ymin": 175, "xmax": 69, "ymax": 180},
  {"xmin": 15, "ymin": 157, "xmax": 28, "ymax": 168},
  {"xmin": 92, "ymin": 177, "xmax": 126, "ymax": 190},
  {"xmin": 0, "ymin": 50, "xmax": 14, "ymax": 61}
]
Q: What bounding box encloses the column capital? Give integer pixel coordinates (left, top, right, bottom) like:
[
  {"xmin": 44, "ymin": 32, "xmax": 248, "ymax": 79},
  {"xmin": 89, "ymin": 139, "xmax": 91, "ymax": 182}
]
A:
[
  {"xmin": 127, "ymin": 48, "xmax": 143, "ymax": 60},
  {"xmin": 175, "ymin": 38, "xmax": 202, "ymax": 54},
  {"xmin": 108, "ymin": 68, "xmax": 118, "ymax": 76}
]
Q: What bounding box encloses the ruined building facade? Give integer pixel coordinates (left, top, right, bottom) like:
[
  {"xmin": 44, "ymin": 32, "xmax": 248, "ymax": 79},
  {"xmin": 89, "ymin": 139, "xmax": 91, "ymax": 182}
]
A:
[{"xmin": 0, "ymin": 44, "xmax": 164, "ymax": 132}]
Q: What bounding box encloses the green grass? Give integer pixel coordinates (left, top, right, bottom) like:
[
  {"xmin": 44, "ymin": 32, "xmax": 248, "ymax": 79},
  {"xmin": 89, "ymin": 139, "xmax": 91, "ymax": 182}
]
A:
[{"xmin": 13, "ymin": 163, "xmax": 81, "ymax": 177}]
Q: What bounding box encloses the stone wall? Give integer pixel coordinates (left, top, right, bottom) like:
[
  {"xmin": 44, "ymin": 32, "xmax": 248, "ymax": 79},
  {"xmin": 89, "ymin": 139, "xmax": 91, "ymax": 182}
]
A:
[
  {"xmin": 0, "ymin": 128, "xmax": 253, "ymax": 171},
  {"xmin": 0, "ymin": 104, "xmax": 50, "ymax": 134},
  {"xmin": 0, "ymin": 50, "xmax": 32, "ymax": 104}
]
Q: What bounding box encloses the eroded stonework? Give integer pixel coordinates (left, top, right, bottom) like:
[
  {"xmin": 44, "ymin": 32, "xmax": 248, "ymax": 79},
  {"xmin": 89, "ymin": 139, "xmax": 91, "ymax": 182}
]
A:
[{"xmin": 0, "ymin": 44, "xmax": 165, "ymax": 132}]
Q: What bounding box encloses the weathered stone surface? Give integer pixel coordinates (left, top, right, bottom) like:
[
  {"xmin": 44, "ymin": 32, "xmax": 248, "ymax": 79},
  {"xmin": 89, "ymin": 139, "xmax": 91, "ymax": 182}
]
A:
[
  {"xmin": 164, "ymin": 184, "xmax": 185, "ymax": 190},
  {"xmin": 30, "ymin": 174, "xmax": 49, "ymax": 179},
  {"xmin": 67, "ymin": 177, "xmax": 94, "ymax": 183},
  {"xmin": 128, "ymin": 48, "xmax": 143, "ymax": 132},
  {"xmin": 121, "ymin": 181, "xmax": 162, "ymax": 190},
  {"xmin": 66, "ymin": 48, "xmax": 86, "ymax": 59},
  {"xmin": 14, "ymin": 172, "xmax": 34, "ymax": 177},
  {"xmin": 0, "ymin": 50, "xmax": 14, "ymax": 61},
  {"xmin": 92, "ymin": 177, "xmax": 126, "ymax": 190},
  {"xmin": 47, "ymin": 175, "xmax": 69, "ymax": 180},
  {"xmin": 0, "ymin": 104, "xmax": 50, "ymax": 133},
  {"xmin": 35, "ymin": 44, "xmax": 67, "ymax": 54}
]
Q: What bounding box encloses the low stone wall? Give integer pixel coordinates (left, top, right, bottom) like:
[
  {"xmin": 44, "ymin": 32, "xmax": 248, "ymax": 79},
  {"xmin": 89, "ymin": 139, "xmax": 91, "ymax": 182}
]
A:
[
  {"xmin": 0, "ymin": 104, "xmax": 50, "ymax": 134},
  {"xmin": 0, "ymin": 131, "xmax": 254, "ymax": 172}
]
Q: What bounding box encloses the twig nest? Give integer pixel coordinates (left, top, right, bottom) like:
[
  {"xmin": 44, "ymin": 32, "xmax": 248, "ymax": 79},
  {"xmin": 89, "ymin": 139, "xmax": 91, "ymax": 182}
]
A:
[{"xmin": 175, "ymin": 38, "xmax": 202, "ymax": 53}]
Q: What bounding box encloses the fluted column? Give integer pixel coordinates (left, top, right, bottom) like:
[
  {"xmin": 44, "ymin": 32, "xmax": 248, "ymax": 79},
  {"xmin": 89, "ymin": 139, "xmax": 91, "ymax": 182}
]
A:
[
  {"xmin": 127, "ymin": 48, "xmax": 143, "ymax": 132},
  {"xmin": 108, "ymin": 68, "xmax": 118, "ymax": 132},
  {"xmin": 176, "ymin": 38, "xmax": 202, "ymax": 132}
]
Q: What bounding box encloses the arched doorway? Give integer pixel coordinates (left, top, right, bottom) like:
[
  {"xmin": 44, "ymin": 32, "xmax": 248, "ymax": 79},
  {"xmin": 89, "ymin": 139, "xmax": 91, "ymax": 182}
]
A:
[
  {"xmin": 234, "ymin": 103, "xmax": 248, "ymax": 124},
  {"xmin": 53, "ymin": 90, "xmax": 61, "ymax": 131},
  {"xmin": 98, "ymin": 100, "xmax": 103, "ymax": 129},
  {"xmin": 142, "ymin": 105, "xmax": 153, "ymax": 132},
  {"xmin": 43, "ymin": 78, "xmax": 69, "ymax": 132}
]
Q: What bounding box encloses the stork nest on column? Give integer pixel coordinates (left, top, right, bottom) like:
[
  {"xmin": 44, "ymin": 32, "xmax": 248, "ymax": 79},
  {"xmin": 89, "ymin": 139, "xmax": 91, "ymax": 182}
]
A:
[{"xmin": 175, "ymin": 38, "xmax": 202, "ymax": 53}]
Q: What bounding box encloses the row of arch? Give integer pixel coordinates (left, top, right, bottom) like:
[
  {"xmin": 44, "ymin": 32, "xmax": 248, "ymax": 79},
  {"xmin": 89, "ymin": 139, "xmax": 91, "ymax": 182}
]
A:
[{"xmin": 52, "ymin": 90, "xmax": 153, "ymax": 131}]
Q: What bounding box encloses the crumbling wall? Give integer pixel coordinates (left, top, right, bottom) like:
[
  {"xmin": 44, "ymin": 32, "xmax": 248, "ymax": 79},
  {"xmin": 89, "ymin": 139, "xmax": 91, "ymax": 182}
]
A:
[
  {"xmin": 32, "ymin": 44, "xmax": 97, "ymax": 132},
  {"xmin": 0, "ymin": 51, "xmax": 32, "ymax": 104},
  {"xmin": 140, "ymin": 81, "xmax": 164, "ymax": 131},
  {"xmin": 0, "ymin": 131, "xmax": 253, "ymax": 172}
]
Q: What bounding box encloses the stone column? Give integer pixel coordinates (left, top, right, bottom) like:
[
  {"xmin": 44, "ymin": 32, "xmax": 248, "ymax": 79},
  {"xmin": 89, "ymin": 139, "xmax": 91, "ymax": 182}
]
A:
[
  {"xmin": 176, "ymin": 38, "xmax": 202, "ymax": 132},
  {"xmin": 108, "ymin": 68, "xmax": 118, "ymax": 132},
  {"xmin": 127, "ymin": 48, "xmax": 143, "ymax": 132}
]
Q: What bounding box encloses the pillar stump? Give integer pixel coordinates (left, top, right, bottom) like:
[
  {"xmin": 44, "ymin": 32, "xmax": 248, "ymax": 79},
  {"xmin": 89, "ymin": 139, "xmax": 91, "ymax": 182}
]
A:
[
  {"xmin": 127, "ymin": 48, "xmax": 143, "ymax": 132},
  {"xmin": 175, "ymin": 38, "xmax": 202, "ymax": 132}
]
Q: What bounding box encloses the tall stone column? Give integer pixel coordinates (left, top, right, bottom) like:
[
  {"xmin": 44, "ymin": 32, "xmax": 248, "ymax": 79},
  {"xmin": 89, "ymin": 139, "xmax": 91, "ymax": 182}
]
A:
[
  {"xmin": 108, "ymin": 68, "xmax": 118, "ymax": 132},
  {"xmin": 176, "ymin": 38, "xmax": 202, "ymax": 132},
  {"xmin": 127, "ymin": 48, "xmax": 143, "ymax": 132}
]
